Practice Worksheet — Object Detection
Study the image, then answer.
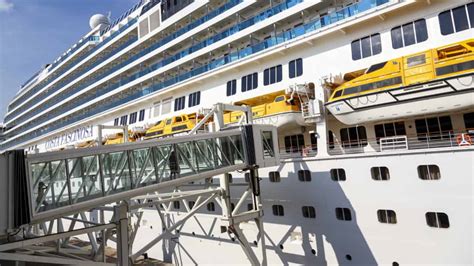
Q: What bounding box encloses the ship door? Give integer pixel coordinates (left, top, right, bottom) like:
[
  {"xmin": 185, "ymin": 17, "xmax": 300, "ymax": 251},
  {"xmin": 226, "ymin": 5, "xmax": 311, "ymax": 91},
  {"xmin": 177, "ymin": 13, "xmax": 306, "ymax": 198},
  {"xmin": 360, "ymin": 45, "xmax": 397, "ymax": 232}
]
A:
[{"xmin": 403, "ymin": 51, "xmax": 434, "ymax": 85}]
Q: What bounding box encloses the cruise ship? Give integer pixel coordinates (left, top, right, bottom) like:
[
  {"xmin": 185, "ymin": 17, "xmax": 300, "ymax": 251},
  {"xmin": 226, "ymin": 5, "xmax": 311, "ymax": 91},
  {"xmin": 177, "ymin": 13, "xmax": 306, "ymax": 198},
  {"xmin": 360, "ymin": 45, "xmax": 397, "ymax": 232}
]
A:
[{"xmin": 0, "ymin": 0, "xmax": 473, "ymax": 265}]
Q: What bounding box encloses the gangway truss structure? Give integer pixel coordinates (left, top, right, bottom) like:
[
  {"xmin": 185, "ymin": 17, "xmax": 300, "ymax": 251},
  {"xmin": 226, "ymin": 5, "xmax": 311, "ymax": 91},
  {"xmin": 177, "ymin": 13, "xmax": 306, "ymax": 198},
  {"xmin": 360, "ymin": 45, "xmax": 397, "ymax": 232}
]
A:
[{"xmin": 0, "ymin": 104, "xmax": 279, "ymax": 266}]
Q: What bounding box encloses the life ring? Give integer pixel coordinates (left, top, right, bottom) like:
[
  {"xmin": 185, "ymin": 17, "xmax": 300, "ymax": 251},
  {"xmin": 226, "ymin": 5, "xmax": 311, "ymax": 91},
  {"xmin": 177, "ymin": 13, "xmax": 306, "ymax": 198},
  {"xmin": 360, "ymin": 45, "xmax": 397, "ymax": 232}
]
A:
[{"xmin": 456, "ymin": 133, "xmax": 472, "ymax": 146}]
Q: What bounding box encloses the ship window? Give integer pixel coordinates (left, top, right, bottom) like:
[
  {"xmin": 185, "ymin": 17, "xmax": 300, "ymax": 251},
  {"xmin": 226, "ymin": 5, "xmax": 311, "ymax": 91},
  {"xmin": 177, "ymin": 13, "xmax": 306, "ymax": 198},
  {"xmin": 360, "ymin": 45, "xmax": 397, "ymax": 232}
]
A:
[
  {"xmin": 289, "ymin": 58, "xmax": 303, "ymax": 78},
  {"xmin": 418, "ymin": 165, "xmax": 441, "ymax": 180},
  {"xmin": 166, "ymin": 119, "xmax": 172, "ymax": 125},
  {"xmin": 173, "ymin": 201, "xmax": 180, "ymax": 209},
  {"xmin": 269, "ymin": 171, "xmax": 281, "ymax": 182},
  {"xmin": 330, "ymin": 169, "xmax": 346, "ymax": 181},
  {"xmin": 241, "ymin": 73, "xmax": 258, "ymax": 92},
  {"xmin": 264, "ymin": 65, "xmax": 282, "ymax": 86},
  {"xmin": 207, "ymin": 202, "xmax": 215, "ymax": 212},
  {"xmin": 407, "ymin": 54, "xmax": 426, "ymax": 67},
  {"xmin": 328, "ymin": 130, "xmax": 335, "ymax": 150},
  {"xmin": 464, "ymin": 112, "xmax": 474, "ymax": 130},
  {"xmin": 333, "ymin": 90, "xmax": 343, "ymax": 99},
  {"xmin": 439, "ymin": 4, "xmax": 474, "ymax": 35},
  {"xmin": 310, "ymin": 133, "xmax": 318, "ymax": 151},
  {"xmin": 275, "ymin": 96, "xmax": 285, "ymax": 102},
  {"xmin": 247, "ymin": 203, "xmax": 253, "ymax": 211},
  {"xmin": 371, "ymin": 167, "xmax": 390, "ymax": 181},
  {"xmin": 245, "ymin": 173, "xmax": 250, "ymax": 183},
  {"xmin": 284, "ymin": 134, "xmax": 305, "ymax": 153},
  {"xmin": 377, "ymin": 209, "xmax": 397, "ymax": 224},
  {"xmin": 129, "ymin": 112, "xmax": 137, "ymax": 124},
  {"xmin": 298, "ymin": 170, "xmax": 311, "ymax": 182},
  {"xmin": 426, "ymin": 212, "xmax": 450, "ymax": 228},
  {"xmin": 351, "ymin": 33, "xmax": 382, "ymax": 60},
  {"xmin": 227, "ymin": 80, "xmax": 237, "ymax": 96},
  {"xmin": 302, "ymin": 206, "xmax": 316, "ymax": 218},
  {"xmin": 374, "ymin": 122, "xmax": 406, "ymax": 143},
  {"xmin": 391, "ymin": 19, "xmax": 428, "ymax": 49},
  {"xmin": 272, "ymin": 205, "xmax": 285, "ymax": 216},
  {"xmin": 415, "ymin": 116, "xmax": 452, "ymax": 140},
  {"xmin": 139, "ymin": 109, "xmax": 145, "ymax": 121},
  {"xmin": 188, "ymin": 201, "xmax": 195, "ymax": 209},
  {"xmin": 335, "ymin": 207, "xmax": 352, "ymax": 221},
  {"xmin": 435, "ymin": 61, "xmax": 474, "ymax": 76},
  {"xmin": 188, "ymin": 91, "xmax": 201, "ymax": 107},
  {"xmin": 120, "ymin": 115, "xmax": 128, "ymax": 126},
  {"xmin": 174, "ymin": 96, "xmax": 185, "ymax": 111},
  {"xmin": 340, "ymin": 126, "xmax": 367, "ymax": 148},
  {"xmin": 366, "ymin": 61, "xmax": 387, "ymax": 74},
  {"xmin": 114, "ymin": 118, "xmax": 119, "ymax": 126}
]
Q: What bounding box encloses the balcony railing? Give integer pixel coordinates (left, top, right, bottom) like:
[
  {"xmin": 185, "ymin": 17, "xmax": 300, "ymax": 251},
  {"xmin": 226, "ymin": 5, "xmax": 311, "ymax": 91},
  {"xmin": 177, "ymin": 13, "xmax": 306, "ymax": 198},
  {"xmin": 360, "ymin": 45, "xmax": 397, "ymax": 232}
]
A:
[
  {"xmin": 6, "ymin": 0, "xmax": 295, "ymax": 129},
  {"xmin": 1, "ymin": 0, "xmax": 391, "ymax": 151},
  {"xmin": 8, "ymin": 18, "xmax": 139, "ymax": 112},
  {"xmin": 6, "ymin": 0, "xmax": 244, "ymax": 123}
]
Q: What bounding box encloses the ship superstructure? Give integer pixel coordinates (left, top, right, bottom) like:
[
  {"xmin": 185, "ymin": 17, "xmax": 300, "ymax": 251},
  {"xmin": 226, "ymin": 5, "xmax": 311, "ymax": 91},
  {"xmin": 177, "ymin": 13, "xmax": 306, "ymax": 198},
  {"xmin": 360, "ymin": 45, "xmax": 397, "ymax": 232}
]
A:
[{"xmin": 1, "ymin": 0, "xmax": 473, "ymax": 265}]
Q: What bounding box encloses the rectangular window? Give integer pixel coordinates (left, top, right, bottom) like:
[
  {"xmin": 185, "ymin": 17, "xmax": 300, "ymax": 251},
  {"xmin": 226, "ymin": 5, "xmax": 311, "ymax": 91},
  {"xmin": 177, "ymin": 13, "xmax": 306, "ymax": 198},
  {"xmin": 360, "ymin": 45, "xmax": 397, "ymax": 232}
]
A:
[
  {"xmin": 289, "ymin": 58, "xmax": 303, "ymax": 78},
  {"xmin": 439, "ymin": 4, "xmax": 473, "ymax": 35},
  {"xmin": 139, "ymin": 109, "xmax": 145, "ymax": 121},
  {"xmin": 153, "ymin": 101, "xmax": 161, "ymax": 117},
  {"xmin": 463, "ymin": 112, "xmax": 474, "ymax": 129},
  {"xmin": 371, "ymin": 167, "xmax": 390, "ymax": 181},
  {"xmin": 284, "ymin": 134, "xmax": 305, "ymax": 153},
  {"xmin": 415, "ymin": 116, "xmax": 452, "ymax": 140},
  {"xmin": 188, "ymin": 91, "xmax": 201, "ymax": 107},
  {"xmin": 335, "ymin": 208, "xmax": 352, "ymax": 221},
  {"xmin": 207, "ymin": 202, "xmax": 215, "ymax": 212},
  {"xmin": 241, "ymin": 73, "xmax": 258, "ymax": 92},
  {"xmin": 351, "ymin": 33, "xmax": 382, "ymax": 60},
  {"xmin": 120, "ymin": 115, "xmax": 128, "ymax": 126},
  {"xmin": 426, "ymin": 212, "xmax": 450, "ymax": 228},
  {"xmin": 374, "ymin": 122, "xmax": 406, "ymax": 143},
  {"xmin": 173, "ymin": 201, "xmax": 180, "ymax": 209},
  {"xmin": 391, "ymin": 19, "xmax": 428, "ymax": 49},
  {"xmin": 226, "ymin": 80, "xmax": 237, "ymax": 96},
  {"xmin": 340, "ymin": 126, "xmax": 367, "ymax": 148},
  {"xmin": 310, "ymin": 133, "xmax": 318, "ymax": 151},
  {"xmin": 114, "ymin": 118, "xmax": 119, "ymax": 126},
  {"xmin": 269, "ymin": 171, "xmax": 281, "ymax": 182},
  {"xmin": 330, "ymin": 169, "xmax": 346, "ymax": 181},
  {"xmin": 418, "ymin": 165, "xmax": 441, "ymax": 180},
  {"xmin": 272, "ymin": 205, "xmax": 284, "ymax": 216},
  {"xmin": 129, "ymin": 112, "xmax": 137, "ymax": 124},
  {"xmin": 302, "ymin": 206, "xmax": 316, "ymax": 218},
  {"xmin": 377, "ymin": 209, "xmax": 397, "ymax": 224},
  {"xmin": 174, "ymin": 96, "xmax": 185, "ymax": 111},
  {"xmin": 298, "ymin": 170, "xmax": 311, "ymax": 182},
  {"xmin": 264, "ymin": 65, "xmax": 282, "ymax": 85},
  {"xmin": 328, "ymin": 130, "xmax": 335, "ymax": 150}
]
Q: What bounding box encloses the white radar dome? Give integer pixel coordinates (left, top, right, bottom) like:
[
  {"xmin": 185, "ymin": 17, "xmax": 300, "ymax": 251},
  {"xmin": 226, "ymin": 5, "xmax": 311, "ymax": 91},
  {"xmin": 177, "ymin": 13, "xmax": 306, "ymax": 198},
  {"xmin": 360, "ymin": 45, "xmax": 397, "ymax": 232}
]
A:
[{"xmin": 89, "ymin": 14, "xmax": 110, "ymax": 30}]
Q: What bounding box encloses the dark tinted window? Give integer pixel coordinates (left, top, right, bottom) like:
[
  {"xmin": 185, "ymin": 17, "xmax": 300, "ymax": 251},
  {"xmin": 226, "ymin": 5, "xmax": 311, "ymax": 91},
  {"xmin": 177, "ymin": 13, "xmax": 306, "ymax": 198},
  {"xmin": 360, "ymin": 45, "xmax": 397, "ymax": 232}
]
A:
[
  {"xmin": 464, "ymin": 112, "xmax": 474, "ymax": 129},
  {"xmin": 453, "ymin": 5, "xmax": 469, "ymax": 32},
  {"xmin": 426, "ymin": 212, "xmax": 449, "ymax": 228},
  {"xmin": 284, "ymin": 134, "xmax": 305, "ymax": 153},
  {"xmin": 414, "ymin": 19, "xmax": 428, "ymax": 42},
  {"xmin": 366, "ymin": 62, "xmax": 387, "ymax": 73},
  {"xmin": 289, "ymin": 58, "xmax": 303, "ymax": 78},
  {"xmin": 352, "ymin": 34, "xmax": 382, "ymax": 60},
  {"xmin": 439, "ymin": 10, "xmax": 454, "ymax": 35},
  {"xmin": 391, "ymin": 26, "xmax": 403, "ymax": 49},
  {"xmin": 402, "ymin": 22, "xmax": 416, "ymax": 46},
  {"xmin": 227, "ymin": 80, "xmax": 236, "ymax": 96}
]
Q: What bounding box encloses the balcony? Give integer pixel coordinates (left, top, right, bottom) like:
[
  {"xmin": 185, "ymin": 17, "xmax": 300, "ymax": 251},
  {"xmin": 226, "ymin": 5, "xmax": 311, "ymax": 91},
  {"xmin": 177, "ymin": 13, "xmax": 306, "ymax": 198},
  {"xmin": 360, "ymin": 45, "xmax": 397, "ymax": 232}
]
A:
[{"xmin": 1, "ymin": 0, "xmax": 393, "ymax": 151}]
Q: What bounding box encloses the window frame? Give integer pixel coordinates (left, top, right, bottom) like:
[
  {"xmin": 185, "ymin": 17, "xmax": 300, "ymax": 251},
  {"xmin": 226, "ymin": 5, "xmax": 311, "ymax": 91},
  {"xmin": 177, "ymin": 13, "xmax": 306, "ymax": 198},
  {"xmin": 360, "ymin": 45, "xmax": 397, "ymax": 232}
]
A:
[
  {"xmin": 289, "ymin": 58, "xmax": 303, "ymax": 78},
  {"xmin": 351, "ymin": 33, "xmax": 382, "ymax": 60},
  {"xmin": 391, "ymin": 19, "xmax": 428, "ymax": 49}
]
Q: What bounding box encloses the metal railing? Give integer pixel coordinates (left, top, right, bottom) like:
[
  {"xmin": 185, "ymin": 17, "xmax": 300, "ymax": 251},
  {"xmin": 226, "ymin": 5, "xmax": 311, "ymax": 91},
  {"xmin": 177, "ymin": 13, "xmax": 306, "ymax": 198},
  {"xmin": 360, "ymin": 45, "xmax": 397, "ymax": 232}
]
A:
[
  {"xmin": 328, "ymin": 131, "xmax": 473, "ymax": 155},
  {"xmin": 6, "ymin": 0, "xmax": 244, "ymax": 121}
]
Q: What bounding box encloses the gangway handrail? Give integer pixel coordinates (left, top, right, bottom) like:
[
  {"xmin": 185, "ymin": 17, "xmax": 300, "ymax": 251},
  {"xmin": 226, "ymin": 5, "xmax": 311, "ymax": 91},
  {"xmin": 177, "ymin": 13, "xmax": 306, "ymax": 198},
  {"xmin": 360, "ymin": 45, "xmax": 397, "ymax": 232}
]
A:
[{"xmin": 25, "ymin": 124, "xmax": 279, "ymax": 223}]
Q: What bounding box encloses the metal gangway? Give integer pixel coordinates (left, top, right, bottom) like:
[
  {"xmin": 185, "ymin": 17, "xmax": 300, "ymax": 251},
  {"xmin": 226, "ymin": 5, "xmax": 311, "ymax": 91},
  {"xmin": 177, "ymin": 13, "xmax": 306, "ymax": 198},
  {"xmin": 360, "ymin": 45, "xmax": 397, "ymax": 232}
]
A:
[{"xmin": 0, "ymin": 104, "xmax": 279, "ymax": 265}]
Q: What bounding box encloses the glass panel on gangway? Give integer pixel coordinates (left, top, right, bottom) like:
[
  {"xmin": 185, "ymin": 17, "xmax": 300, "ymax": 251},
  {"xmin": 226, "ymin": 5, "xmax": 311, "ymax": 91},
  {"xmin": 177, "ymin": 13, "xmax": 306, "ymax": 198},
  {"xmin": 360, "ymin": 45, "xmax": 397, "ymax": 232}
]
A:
[{"xmin": 26, "ymin": 125, "xmax": 279, "ymax": 222}]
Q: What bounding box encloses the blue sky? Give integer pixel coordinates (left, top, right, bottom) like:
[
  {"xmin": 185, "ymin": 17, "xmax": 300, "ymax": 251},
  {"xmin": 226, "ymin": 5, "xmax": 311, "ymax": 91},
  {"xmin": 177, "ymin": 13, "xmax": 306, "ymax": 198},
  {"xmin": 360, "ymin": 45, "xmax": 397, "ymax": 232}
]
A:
[{"xmin": 0, "ymin": 0, "xmax": 139, "ymax": 123}]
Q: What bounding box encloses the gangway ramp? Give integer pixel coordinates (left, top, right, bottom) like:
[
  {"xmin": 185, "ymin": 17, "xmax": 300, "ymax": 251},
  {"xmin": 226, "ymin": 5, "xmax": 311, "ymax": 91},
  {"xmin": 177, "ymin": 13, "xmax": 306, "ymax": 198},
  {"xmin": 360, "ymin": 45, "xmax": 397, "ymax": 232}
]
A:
[{"xmin": 27, "ymin": 124, "xmax": 278, "ymax": 222}]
